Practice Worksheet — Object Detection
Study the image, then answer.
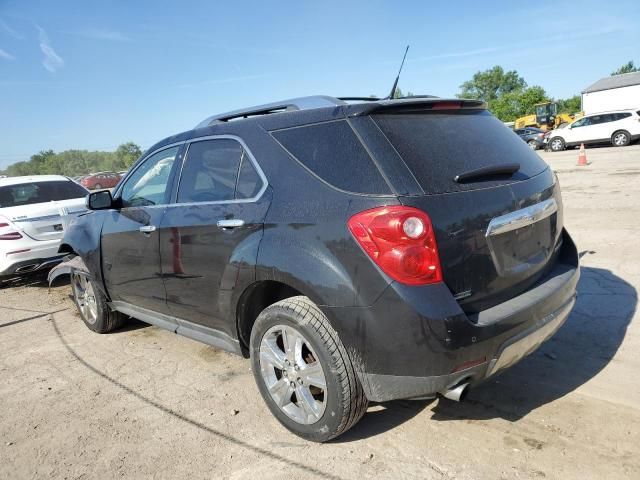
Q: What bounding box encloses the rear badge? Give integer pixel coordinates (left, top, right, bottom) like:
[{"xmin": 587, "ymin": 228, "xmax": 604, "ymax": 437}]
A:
[
  {"xmin": 454, "ymin": 290, "xmax": 472, "ymax": 300},
  {"xmin": 53, "ymin": 224, "xmax": 64, "ymax": 231}
]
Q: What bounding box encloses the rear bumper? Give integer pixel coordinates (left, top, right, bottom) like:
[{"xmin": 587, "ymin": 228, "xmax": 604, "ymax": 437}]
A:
[
  {"xmin": 0, "ymin": 239, "xmax": 64, "ymax": 277},
  {"xmin": 324, "ymin": 229, "xmax": 579, "ymax": 402}
]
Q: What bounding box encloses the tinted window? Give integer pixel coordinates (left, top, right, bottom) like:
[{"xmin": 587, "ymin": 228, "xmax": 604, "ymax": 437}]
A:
[
  {"xmin": 178, "ymin": 139, "xmax": 242, "ymax": 203},
  {"xmin": 120, "ymin": 146, "xmax": 179, "ymax": 207},
  {"xmin": 272, "ymin": 120, "xmax": 390, "ymax": 194},
  {"xmin": 236, "ymin": 153, "xmax": 262, "ymax": 199},
  {"xmin": 0, "ymin": 180, "xmax": 88, "ymax": 208},
  {"xmin": 614, "ymin": 112, "xmax": 632, "ymax": 120},
  {"xmin": 373, "ymin": 111, "xmax": 548, "ymax": 194}
]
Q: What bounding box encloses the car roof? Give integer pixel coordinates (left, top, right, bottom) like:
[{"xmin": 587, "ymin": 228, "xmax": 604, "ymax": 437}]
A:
[
  {"xmin": 0, "ymin": 175, "xmax": 70, "ymax": 187},
  {"xmin": 585, "ymin": 109, "xmax": 639, "ymax": 116}
]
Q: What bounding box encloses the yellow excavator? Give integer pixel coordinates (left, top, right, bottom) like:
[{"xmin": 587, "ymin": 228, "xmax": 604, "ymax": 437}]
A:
[{"xmin": 514, "ymin": 102, "xmax": 581, "ymax": 131}]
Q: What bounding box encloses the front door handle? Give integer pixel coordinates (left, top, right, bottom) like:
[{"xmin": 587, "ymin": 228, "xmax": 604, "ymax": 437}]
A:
[
  {"xmin": 217, "ymin": 219, "xmax": 245, "ymax": 229},
  {"xmin": 139, "ymin": 225, "xmax": 157, "ymax": 233}
]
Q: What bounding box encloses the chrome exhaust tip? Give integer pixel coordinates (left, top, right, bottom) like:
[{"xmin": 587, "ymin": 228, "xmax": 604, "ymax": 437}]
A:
[
  {"xmin": 14, "ymin": 263, "xmax": 40, "ymax": 274},
  {"xmin": 441, "ymin": 382, "xmax": 470, "ymax": 402}
]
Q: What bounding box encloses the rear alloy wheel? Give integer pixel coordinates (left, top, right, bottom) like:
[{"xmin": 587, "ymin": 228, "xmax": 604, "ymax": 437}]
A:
[
  {"xmin": 612, "ymin": 130, "xmax": 630, "ymax": 147},
  {"xmin": 550, "ymin": 137, "xmax": 565, "ymax": 152},
  {"xmin": 250, "ymin": 296, "xmax": 368, "ymax": 442},
  {"xmin": 527, "ymin": 140, "xmax": 538, "ymax": 150},
  {"xmin": 71, "ymin": 271, "xmax": 125, "ymax": 333}
]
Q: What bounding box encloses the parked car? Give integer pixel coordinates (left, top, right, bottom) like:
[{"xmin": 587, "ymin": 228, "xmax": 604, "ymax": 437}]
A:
[
  {"xmin": 546, "ymin": 109, "xmax": 640, "ymax": 151},
  {"xmin": 0, "ymin": 175, "xmax": 88, "ymax": 277},
  {"xmin": 50, "ymin": 96, "xmax": 579, "ymax": 442},
  {"xmin": 80, "ymin": 171, "xmax": 121, "ymax": 190},
  {"xmin": 514, "ymin": 127, "xmax": 546, "ymax": 149}
]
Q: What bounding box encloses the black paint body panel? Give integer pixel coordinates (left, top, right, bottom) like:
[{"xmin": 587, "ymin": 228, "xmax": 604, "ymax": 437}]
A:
[{"xmin": 56, "ymin": 97, "xmax": 579, "ymax": 402}]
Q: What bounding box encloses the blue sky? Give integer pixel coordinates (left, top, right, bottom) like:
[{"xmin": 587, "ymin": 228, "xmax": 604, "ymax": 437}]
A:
[{"xmin": 0, "ymin": 0, "xmax": 638, "ymax": 168}]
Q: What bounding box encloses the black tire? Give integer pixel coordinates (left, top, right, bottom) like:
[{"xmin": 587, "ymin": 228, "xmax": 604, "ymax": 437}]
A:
[
  {"xmin": 549, "ymin": 136, "xmax": 565, "ymax": 152},
  {"xmin": 71, "ymin": 271, "xmax": 126, "ymax": 333},
  {"xmin": 611, "ymin": 130, "xmax": 631, "ymax": 147},
  {"xmin": 250, "ymin": 296, "xmax": 368, "ymax": 442},
  {"xmin": 527, "ymin": 140, "xmax": 538, "ymax": 150},
  {"xmin": 94, "ymin": 183, "xmax": 102, "ymax": 190}
]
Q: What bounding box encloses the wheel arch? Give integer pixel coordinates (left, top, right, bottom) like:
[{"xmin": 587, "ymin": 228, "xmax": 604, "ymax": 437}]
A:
[{"xmin": 235, "ymin": 280, "xmax": 309, "ymax": 357}]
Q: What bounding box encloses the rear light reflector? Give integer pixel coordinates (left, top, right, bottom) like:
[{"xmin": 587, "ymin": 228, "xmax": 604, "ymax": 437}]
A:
[
  {"xmin": 348, "ymin": 206, "xmax": 443, "ymax": 285},
  {"xmin": 7, "ymin": 249, "xmax": 30, "ymax": 255}
]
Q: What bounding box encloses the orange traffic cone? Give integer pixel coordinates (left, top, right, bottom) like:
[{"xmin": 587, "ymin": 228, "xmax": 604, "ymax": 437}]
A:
[{"xmin": 577, "ymin": 143, "xmax": 588, "ymax": 166}]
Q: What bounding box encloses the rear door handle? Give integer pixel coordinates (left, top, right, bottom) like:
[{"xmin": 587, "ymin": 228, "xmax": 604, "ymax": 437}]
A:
[
  {"xmin": 217, "ymin": 219, "xmax": 245, "ymax": 229},
  {"xmin": 139, "ymin": 225, "xmax": 157, "ymax": 233}
]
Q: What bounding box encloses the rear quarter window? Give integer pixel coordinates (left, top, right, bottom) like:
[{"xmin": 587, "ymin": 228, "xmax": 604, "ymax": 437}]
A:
[
  {"xmin": 373, "ymin": 111, "xmax": 548, "ymax": 194},
  {"xmin": 271, "ymin": 120, "xmax": 390, "ymax": 194}
]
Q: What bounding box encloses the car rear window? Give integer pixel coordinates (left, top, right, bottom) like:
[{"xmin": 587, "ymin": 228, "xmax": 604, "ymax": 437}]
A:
[
  {"xmin": 0, "ymin": 180, "xmax": 88, "ymax": 208},
  {"xmin": 271, "ymin": 120, "xmax": 390, "ymax": 194},
  {"xmin": 373, "ymin": 111, "xmax": 548, "ymax": 194}
]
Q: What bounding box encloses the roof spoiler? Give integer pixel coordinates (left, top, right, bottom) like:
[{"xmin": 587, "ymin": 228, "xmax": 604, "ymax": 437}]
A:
[{"xmin": 354, "ymin": 98, "xmax": 487, "ymax": 116}]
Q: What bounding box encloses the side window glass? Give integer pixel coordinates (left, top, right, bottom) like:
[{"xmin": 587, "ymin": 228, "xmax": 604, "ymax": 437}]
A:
[
  {"xmin": 120, "ymin": 146, "xmax": 179, "ymax": 208},
  {"xmin": 573, "ymin": 118, "xmax": 588, "ymax": 128},
  {"xmin": 235, "ymin": 153, "xmax": 262, "ymax": 199},
  {"xmin": 178, "ymin": 139, "xmax": 242, "ymax": 203}
]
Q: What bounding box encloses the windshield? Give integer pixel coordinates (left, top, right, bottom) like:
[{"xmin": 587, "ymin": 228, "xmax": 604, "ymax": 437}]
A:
[{"xmin": 0, "ymin": 181, "xmax": 88, "ymax": 208}]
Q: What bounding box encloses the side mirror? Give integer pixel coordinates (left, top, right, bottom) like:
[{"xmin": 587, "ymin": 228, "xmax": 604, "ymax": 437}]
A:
[{"xmin": 86, "ymin": 190, "xmax": 114, "ymax": 210}]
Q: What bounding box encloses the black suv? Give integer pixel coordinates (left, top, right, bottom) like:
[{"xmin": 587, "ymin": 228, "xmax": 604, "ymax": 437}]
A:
[{"xmin": 51, "ymin": 96, "xmax": 579, "ymax": 442}]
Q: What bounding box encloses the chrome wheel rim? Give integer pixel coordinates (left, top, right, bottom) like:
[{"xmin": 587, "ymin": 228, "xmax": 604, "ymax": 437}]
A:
[
  {"xmin": 614, "ymin": 133, "xmax": 627, "ymax": 146},
  {"xmin": 72, "ymin": 273, "xmax": 98, "ymax": 324},
  {"xmin": 527, "ymin": 140, "xmax": 537, "ymax": 149},
  {"xmin": 551, "ymin": 139, "xmax": 562, "ymax": 151},
  {"xmin": 259, "ymin": 325, "xmax": 327, "ymax": 425}
]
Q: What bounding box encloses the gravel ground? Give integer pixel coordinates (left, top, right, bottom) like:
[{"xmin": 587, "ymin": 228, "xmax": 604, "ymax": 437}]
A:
[{"xmin": 1, "ymin": 145, "xmax": 639, "ymax": 479}]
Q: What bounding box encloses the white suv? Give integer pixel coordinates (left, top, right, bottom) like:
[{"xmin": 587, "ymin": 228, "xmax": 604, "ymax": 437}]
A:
[
  {"xmin": 0, "ymin": 175, "xmax": 88, "ymax": 278},
  {"xmin": 547, "ymin": 109, "xmax": 640, "ymax": 151}
]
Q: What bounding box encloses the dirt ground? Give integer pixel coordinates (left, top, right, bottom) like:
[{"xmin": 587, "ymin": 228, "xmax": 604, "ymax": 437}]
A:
[{"xmin": 1, "ymin": 145, "xmax": 639, "ymax": 480}]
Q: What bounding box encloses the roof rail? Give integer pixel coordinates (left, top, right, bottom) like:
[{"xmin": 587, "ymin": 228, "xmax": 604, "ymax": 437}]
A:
[{"xmin": 194, "ymin": 95, "xmax": 347, "ymax": 129}]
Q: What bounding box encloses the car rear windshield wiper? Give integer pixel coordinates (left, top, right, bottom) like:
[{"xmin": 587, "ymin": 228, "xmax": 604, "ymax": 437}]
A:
[{"xmin": 453, "ymin": 163, "xmax": 520, "ymax": 183}]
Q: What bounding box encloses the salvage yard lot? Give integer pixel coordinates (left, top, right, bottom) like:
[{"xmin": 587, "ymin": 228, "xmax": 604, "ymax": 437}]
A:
[{"xmin": 1, "ymin": 145, "xmax": 639, "ymax": 479}]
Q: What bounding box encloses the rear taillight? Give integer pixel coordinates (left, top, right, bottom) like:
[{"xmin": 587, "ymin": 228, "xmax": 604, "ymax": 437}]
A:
[
  {"xmin": 0, "ymin": 217, "xmax": 23, "ymax": 240},
  {"xmin": 348, "ymin": 206, "xmax": 442, "ymax": 285}
]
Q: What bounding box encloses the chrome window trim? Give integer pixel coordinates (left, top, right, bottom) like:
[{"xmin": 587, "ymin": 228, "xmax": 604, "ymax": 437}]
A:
[
  {"xmin": 485, "ymin": 198, "xmax": 558, "ymax": 237},
  {"xmin": 112, "ymin": 141, "xmax": 186, "ymax": 200},
  {"xmin": 171, "ymin": 134, "xmax": 268, "ymax": 207}
]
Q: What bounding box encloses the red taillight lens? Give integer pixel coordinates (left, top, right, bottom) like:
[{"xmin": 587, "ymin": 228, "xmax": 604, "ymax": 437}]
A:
[
  {"xmin": 0, "ymin": 217, "xmax": 22, "ymax": 240},
  {"xmin": 348, "ymin": 206, "xmax": 443, "ymax": 285}
]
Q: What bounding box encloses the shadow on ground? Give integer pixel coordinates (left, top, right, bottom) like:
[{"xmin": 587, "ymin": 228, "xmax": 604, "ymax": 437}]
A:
[
  {"xmin": 430, "ymin": 266, "xmax": 636, "ymax": 422},
  {"xmin": 0, "ymin": 270, "xmax": 52, "ymax": 289}
]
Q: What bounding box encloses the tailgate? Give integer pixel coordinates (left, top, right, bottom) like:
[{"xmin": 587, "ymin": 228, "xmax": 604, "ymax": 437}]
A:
[{"xmin": 401, "ymin": 169, "xmax": 563, "ymax": 313}]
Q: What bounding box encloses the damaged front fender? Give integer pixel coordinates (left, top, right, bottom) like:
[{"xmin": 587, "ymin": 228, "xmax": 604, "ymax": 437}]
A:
[
  {"xmin": 47, "ymin": 255, "xmax": 89, "ymax": 287},
  {"xmin": 47, "ymin": 210, "xmax": 108, "ymax": 295}
]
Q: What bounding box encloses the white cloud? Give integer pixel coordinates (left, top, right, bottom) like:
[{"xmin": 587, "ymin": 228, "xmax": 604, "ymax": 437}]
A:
[
  {"xmin": 36, "ymin": 24, "xmax": 64, "ymax": 72},
  {"xmin": 0, "ymin": 47, "xmax": 15, "ymax": 60},
  {"xmin": 0, "ymin": 18, "xmax": 23, "ymax": 39},
  {"xmin": 76, "ymin": 28, "xmax": 130, "ymax": 42}
]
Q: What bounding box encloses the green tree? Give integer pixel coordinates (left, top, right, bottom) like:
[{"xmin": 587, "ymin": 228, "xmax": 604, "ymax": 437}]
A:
[
  {"xmin": 490, "ymin": 86, "xmax": 549, "ymax": 122},
  {"xmin": 557, "ymin": 95, "xmax": 582, "ymax": 114},
  {"xmin": 114, "ymin": 142, "xmax": 143, "ymax": 170},
  {"xmin": 611, "ymin": 61, "xmax": 639, "ymax": 75},
  {"xmin": 458, "ymin": 66, "xmax": 526, "ymax": 103}
]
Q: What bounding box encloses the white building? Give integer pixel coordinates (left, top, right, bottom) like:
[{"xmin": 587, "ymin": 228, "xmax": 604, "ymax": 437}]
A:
[{"xmin": 582, "ymin": 71, "xmax": 640, "ymax": 114}]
